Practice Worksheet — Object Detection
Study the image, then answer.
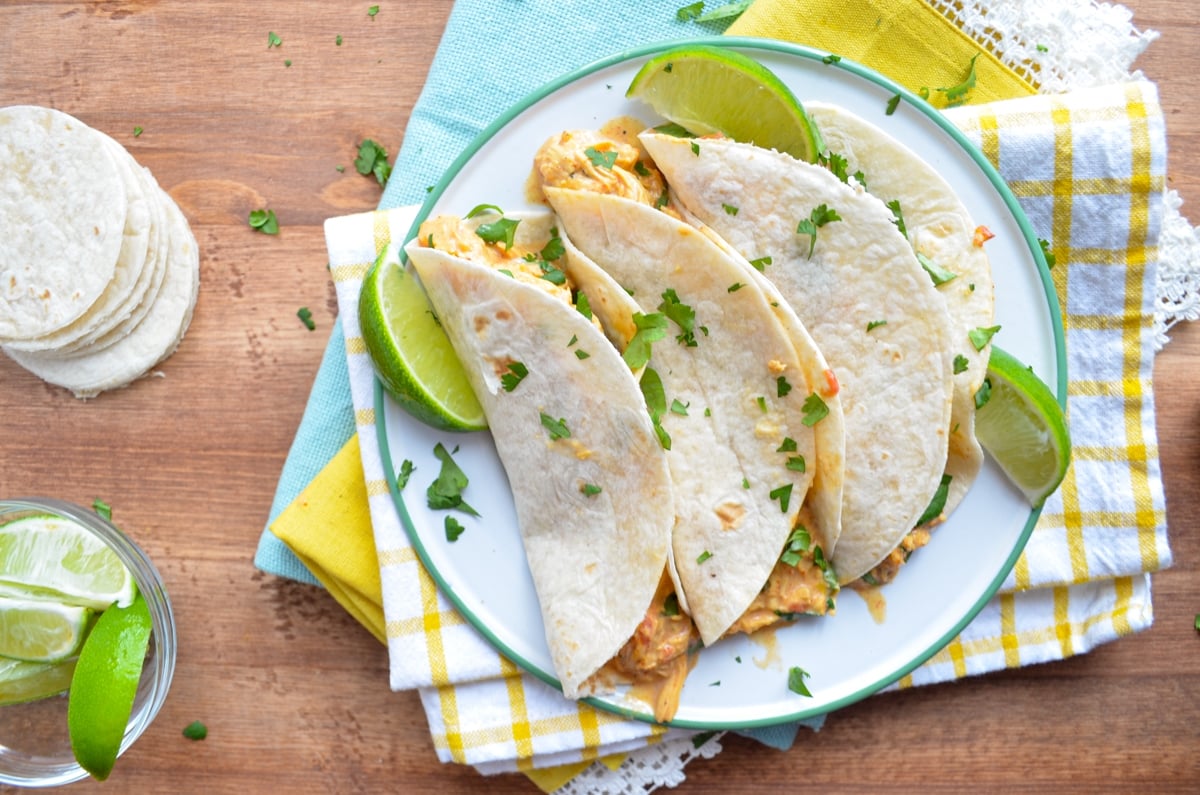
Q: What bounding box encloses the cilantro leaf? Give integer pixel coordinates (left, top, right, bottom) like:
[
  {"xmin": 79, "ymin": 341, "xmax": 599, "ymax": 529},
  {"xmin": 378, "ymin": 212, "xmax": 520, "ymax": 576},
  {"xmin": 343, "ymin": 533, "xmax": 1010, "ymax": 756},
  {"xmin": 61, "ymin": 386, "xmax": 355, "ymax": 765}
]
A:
[
  {"xmin": 676, "ymin": 1, "xmax": 704, "ymax": 21},
  {"xmin": 444, "ymin": 516, "xmax": 465, "ymax": 542},
  {"xmin": 1038, "ymin": 237, "xmax": 1057, "ymax": 269},
  {"xmin": 575, "ymin": 291, "xmax": 593, "ymax": 319},
  {"xmin": 540, "ymin": 413, "xmax": 571, "ymax": 440},
  {"xmin": 697, "ymin": 550, "xmax": 713, "ymax": 564},
  {"xmin": 354, "ymin": 139, "xmax": 392, "ymax": 187},
  {"xmin": 886, "ymin": 199, "xmax": 908, "ymax": 239},
  {"xmin": 500, "ymin": 361, "xmax": 528, "ymax": 392},
  {"xmin": 917, "ymin": 252, "xmax": 957, "ymax": 286},
  {"xmin": 968, "ymin": 325, "xmax": 1001, "ymax": 351},
  {"xmin": 786, "ymin": 456, "xmax": 806, "ymax": 473},
  {"xmin": 974, "ymin": 377, "xmax": 993, "ymax": 410},
  {"xmin": 867, "ymin": 319, "xmax": 887, "ymax": 332},
  {"xmin": 396, "ymin": 459, "xmax": 414, "ymax": 489},
  {"xmin": 953, "ymin": 354, "xmax": 969, "ymax": 374},
  {"xmin": 777, "ymin": 437, "xmax": 797, "ymax": 453},
  {"xmin": 822, "ymin": 54, "xmax": 842, "ymax": 65},
  {"xmin": 915, "ymin": 474, "xmax": 953, "ymax": 527},
  {"xmin": 297, "ymin": 306, "xmax": 315, "ymax": 330},
  {"xmin": 670, "ymin": 398, "xmax": 689, "ymax": 416},
  {"xmin": 937, "ymin": 53, "xmax": 980, "ymax": 106},
  {"xmin": 658, "ymin": 289, "xmax": 697, "ymax": 347},
  {"xmin": 748, "ymin": 256, "xmax": 772, "ymax": 271},
  {"xmin": 639, "ymin": 367, "xmax": 667, "ymax": 421},
  {"xmin": 541, "ymin": 228, "xmax": 565, "ymax": 261},
  {"xmin": 796, "ymin": 204, "xmax": 841, "ymax": 258},
  {"xmin": 584, "ymin": 146, "xmax": 618, "ymax": 169},
  {"xmin": 801, "ymin": 393, "xmax": 829, "ymax": 427},
  {"xmin": 776, "ymin": 376, "xmax": 792, "ymax": 398},
  {"xmin": 267, "ymin": 31, "xmax": 282, "ymax": 48},
  {"xmin": 788, "ymin": 666, "xmax": 813, "ymax": 697},
  {"xmin": 581, "ymin": 483, "xmax": 602, "ymax": 497},
  {"xmin": 695, "ymin": 0, "xmax": 752, "ymax": 22},
  {"xmin": 475, "ymin": 217, "xmax": 520, "ymax": 250},
  {"xmin": 722, "ymin": 203, "xmax": 739, "ymax": 216},
  {"xmin": 886, "ymin": 93, "xmax": 901, "ymax": 115},
  {"xmin": 248, "ymin": 209, "xmax": 279, "ymax": 235},
  {"xmin": 769, "ymin": 483, "xmax": 794, "ymax": 513},
  {"xmin": 92, "ymin": 499, "xmax": 112, "ymax": 521},
  {"xmin": 426, "ymin": 443, "xmax": 480, "ymax": 516},
  {"xmin": 780, "ymin": 527, "xmax": 811, "ymax": 566},
  {"xmin": 662, "ymin": 593, "xmax": 681, "ymax": 616},
  {"xmin": 182, "ymin": 721, "xmax": 207, "ymax": 740},
  {"xmin": 623, "ymin": 312, "xmax": 668, "ymax": 369},
  {"xmin": 465, "ymin": 203, "xmax": 504, "ymax": 219}
]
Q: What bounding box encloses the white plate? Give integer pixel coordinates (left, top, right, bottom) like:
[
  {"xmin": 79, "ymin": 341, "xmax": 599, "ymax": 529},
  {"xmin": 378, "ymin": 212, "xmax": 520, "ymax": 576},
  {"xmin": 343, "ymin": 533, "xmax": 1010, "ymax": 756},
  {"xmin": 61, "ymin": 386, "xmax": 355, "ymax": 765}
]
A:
[{"xmin": 376, "ymin": 37, "xmax": 1064, "ymax": 729}]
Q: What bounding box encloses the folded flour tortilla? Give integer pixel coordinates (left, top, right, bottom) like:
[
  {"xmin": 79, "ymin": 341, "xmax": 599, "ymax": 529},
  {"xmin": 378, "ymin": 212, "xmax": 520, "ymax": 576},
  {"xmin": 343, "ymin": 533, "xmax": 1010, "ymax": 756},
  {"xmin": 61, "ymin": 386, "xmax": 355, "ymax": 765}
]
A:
[
  {"xmin": 641, "ymin": 132, "xmax": 955, "ymax": 583},
  {"xmin": 404, "ymin": 213, "xmax": 679, "ymax": 701}
]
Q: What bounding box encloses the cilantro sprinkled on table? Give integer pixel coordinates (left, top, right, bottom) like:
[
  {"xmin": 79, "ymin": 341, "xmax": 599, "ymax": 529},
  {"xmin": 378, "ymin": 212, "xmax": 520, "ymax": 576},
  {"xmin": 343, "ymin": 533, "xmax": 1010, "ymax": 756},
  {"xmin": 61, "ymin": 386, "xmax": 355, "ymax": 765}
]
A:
[
  {"xmin": 500, "ymin": 361, "xmax": 528, "ymax": 392},
  {"xmin": 182, "ymin": 721, "xmax": 207, "ymax": 741},
  {"xmin": 584, "ymin": 146, "xmax": 618, "ymax": 169},
  {"xmin": 297, "ymin": 307, "xmax": 315, "ymax": 330},
  {"xmin": 427, "ymin": 443, "xmax": 480, "ymax": 516},
  {"xmin": 801, "ymin": 393, "xmax": 829, "ymax": 427},
  {"xmin": 796, "ymin": 204, "xmax": 841, "ymax": 258},
  {"xmin": 336, "ymin": 34, "xmax": 343, "ymax": 46},
  {"xmin": 788, "ymin": 666, "xmax": 813, "ymax": 697},
  {"xmin": 267, "ymin": 31, "xmax": 282, "ymax": 48},
  {"xmin": 92, "ymin": 499, "xmax": 112, "ymax": 521},
  {"xmin": 248, "ymin": 209, "xmax": 279, "ymax": 235},
  {"xmin": 355, "ymin": 139, "xmax": 392, "ymax": 187},
  {"xmin": 969, "ymin": 325, "xmax": 1002, "ymax": 351},
  {"xmin": 133, "ymin": 126, "xmax": 143, "ymax": 137},
  {"xmin": 540, "ymin": 413, "xmax": 571, "ymax": 441},
  {"xmin": 368, "ymin": 5, "xmax": 380, "ymax": 18},
  {"xmin": 937, "ymin": 53, "xmax": 980, "ymax": 107}
]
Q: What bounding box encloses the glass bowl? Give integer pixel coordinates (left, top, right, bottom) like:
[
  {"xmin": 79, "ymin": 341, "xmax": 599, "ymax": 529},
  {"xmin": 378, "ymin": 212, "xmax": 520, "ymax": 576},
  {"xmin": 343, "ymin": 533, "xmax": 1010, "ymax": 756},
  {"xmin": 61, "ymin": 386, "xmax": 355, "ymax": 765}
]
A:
[{"xmin": 0, "ymin": 497, "xmax": 176, "ymax": 788}]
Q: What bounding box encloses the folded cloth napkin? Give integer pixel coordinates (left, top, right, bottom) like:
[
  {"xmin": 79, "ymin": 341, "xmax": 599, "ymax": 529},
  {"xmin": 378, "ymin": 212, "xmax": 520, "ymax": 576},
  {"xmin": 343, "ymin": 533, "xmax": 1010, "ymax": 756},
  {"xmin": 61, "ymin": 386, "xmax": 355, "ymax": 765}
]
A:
[{"xmin": 257, "ymin": 0, "xmax": 1183, "ymax": 788}]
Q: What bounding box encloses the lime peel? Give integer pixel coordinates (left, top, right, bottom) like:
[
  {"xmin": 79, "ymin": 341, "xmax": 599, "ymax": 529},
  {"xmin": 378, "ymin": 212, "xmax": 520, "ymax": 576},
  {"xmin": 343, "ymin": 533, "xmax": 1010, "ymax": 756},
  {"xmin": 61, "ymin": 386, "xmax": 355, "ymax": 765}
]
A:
[
  {"xmin": 974, "ymin": 345, "xmax": 1071, "ymax": 508},
  {"xmin": 626, "ymin": 44, "xmax": 821, "ymax": 163}
]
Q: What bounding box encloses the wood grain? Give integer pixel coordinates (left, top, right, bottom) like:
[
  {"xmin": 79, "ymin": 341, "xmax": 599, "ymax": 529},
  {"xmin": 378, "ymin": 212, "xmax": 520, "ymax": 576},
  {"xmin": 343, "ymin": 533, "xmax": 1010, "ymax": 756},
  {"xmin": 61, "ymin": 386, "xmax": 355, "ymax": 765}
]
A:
[{"xmin": 1, "ymin": 2, "xmax": 1198, "ymax": 792}]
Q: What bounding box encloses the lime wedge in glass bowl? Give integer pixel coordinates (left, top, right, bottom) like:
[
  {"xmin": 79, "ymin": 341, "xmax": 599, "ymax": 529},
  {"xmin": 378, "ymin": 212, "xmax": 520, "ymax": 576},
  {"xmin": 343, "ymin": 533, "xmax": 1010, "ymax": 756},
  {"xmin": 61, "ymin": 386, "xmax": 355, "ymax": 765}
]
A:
[{"xmin": 626, "ymin": 44, "xmax": 822, "ymax": 163}]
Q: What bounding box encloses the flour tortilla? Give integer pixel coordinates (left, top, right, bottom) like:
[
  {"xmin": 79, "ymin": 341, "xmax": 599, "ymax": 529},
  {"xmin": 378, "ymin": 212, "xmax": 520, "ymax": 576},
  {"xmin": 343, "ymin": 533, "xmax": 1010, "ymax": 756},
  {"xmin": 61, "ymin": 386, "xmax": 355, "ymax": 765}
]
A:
[
  {"xmin": 809, "ymin": 102, "xmax": 995, "ymax": 517},
  {"xmin": 405, "ymin": 214, "xmax": 675, "ymax": 699},
  {"xmin": 0, "ymin": 105, "xmax": 126, "ymax": 339},
  {"xmin": 3, "ymin": 194, "xmax": 199, "ymax": 398},
  {"xmin": 642, "ymin": 132, "xmax": 954, "ymax": 583},
  {"xmin": 546, "ymin": 187, "xmax": 839, "ymax": 644}
]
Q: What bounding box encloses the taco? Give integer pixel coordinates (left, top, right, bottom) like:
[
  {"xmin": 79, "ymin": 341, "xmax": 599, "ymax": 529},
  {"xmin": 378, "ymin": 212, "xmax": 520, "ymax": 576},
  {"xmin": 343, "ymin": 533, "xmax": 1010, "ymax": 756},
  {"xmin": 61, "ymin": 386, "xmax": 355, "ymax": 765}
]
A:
[
  {"xmin": 543, "ymin": 185, "xmax": 843, "ymax": 647},
  {"xmin": 639, "ymin": 131, "xmax": 956, "ymax": 585},
  {"xmin": 404, "ymin": 211, "xmax": 696, "ymax": 721},
  {"xmin": 808, "ymin": 102, "xmax": 996, "ymax": 546}
]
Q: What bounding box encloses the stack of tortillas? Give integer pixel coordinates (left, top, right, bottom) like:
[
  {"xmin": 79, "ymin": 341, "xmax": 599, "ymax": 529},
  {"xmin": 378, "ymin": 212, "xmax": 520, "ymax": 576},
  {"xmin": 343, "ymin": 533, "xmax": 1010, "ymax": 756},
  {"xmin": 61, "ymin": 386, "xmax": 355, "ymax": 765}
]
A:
[{"xmin": 0, "ymin": 105, "xmax": 199, "ymax": 398}]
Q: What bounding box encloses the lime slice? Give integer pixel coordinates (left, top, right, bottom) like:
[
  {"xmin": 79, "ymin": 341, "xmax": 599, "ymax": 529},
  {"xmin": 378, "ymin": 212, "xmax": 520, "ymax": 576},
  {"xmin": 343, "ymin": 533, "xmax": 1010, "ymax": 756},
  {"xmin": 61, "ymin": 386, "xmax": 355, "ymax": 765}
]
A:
[
  {"xmin": 0, "ymin": 514, "xmax": 135, "ymax": 609},
  {"xmin": 0, "ymin": 596, "xmax": 92, "ymax": 662},
  {"xmin": 975, "ymin": 346, "xmax": 1071, "ymax": 508},
  {"xmin": 0, "ymin": 655, "xmax": 77, "ymax": 705},
  {"xmin": 68, "ymin": 593, "xmax": 152, "ymax": 782},
  {"xmin": 359, "ymin": 245, "xmax": 487, "ymax": 431},
  {"xmin": 626, "ymin": 44, "xmax": 821, "ymax": 163}
]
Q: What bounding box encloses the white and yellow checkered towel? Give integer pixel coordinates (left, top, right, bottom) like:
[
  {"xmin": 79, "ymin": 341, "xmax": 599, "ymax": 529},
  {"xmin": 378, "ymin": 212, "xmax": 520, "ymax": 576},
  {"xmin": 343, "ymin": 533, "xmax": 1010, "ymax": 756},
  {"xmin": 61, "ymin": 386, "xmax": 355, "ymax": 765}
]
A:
[{"xmin": 321, "ymin": 77, "xmax": 1172, "ymax": 772}]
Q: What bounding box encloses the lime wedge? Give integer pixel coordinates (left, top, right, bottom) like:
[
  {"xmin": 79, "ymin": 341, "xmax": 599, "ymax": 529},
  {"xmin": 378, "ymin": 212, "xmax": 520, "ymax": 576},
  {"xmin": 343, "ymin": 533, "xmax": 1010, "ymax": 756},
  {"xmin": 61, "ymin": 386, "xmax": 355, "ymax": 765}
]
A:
[
  {"xmin": 0, "ymin": 514, "xmax": 135, "ymax": 609},
  {"xmin": 359, "ymin": 245, "xmax": 487, "ymax": 431},
  {"xmin": 975, "ymin": 346, "xmax": 1071, "ymax": 508},
  {"xmin": 68, "ymin": 593, "xmax": 152, "ymax": 782},
  {"xmin": 626, "ymin": 45, "xmax": 821, "ymax": 163},
  {"xmin": 0, "ymin": 596, "xmax": 92, "ymax": 662},
  {"xmin": 0, "ymin": 655, "xmax": 77, "ymax": 705}
]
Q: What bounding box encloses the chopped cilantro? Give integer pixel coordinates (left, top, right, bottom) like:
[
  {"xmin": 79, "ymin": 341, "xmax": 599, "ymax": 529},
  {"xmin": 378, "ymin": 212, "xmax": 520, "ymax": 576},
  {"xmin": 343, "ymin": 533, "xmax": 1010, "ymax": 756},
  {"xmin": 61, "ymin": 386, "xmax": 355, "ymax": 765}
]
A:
[
  {"xmin": 500, "ymin": 361, "xmax": 528, "ymax": 392},
  {"xmin": 284, "ymin": 59, "xmax": 292, "ymax": 67},
  {"xmin": 444, "ymin": 516, "xmax": 465, "ymax": 542},
  {"xmin": 886, "ymin": 93, "xmax": 901, "ymax": 115},
  {"xmin": 396, "ymin": 459, "xmax": 414, "ymax": 489},
  {"xmin": 584, "ymin": 146, "xmax": 618, "ymax": 170},
  {"xmin": 796, "ymin": 204, "xmax": 841, "ymax": 258},
  {"xmin": 867, "ymin": 319, "xmax": 887, "ymax": 332},
  {"xmin": 634, "ymin": 160, "xmax": 652, "ymax": 177},
  {"xmin": 658, "ymin": 288, "xmax": 697, "ymax": 346},
  {"xmin": 541, "ymin": 228, "xmax": 566, "ymax": 261},
  {"xmin": 801, "ymin": 393, "xmax": 829, "ymax": 427},
  {"xmin": 728, "ymin": 282, "xmax": 744, "ymax": 293},
  {"xmin": 974, "ymin": 377, "xmax": 993, "ymax": 410},
  {"xmin": 915, "ymin": 474, "xmax": 953, "ymax": 527},
  {"xmin": 581, "ymin": 483, "xmax": 603, "ymax": 497},
  {"xmin": 92, "ymin": 499, "xmax": 112, "ymax": 521},
  {"xmin": 676, "ymin": 1, "xmax": 704, "ymax": 21},
  {"xmin": 248, "ymin": 209, "xmax": 279, "ymax": 235},
  {"xmin": 937, "ymin": 53, "xmax": 980, "ymax": 106},
  {"xmin": 670, "ymin": 398, "xmax": 689, "ymax": 416},
  {"xmin": 769, "ymin": 483, "xmax": 794, "ymax": 513},
  {"xmin": 969, "ymin": 325, "xmax": 1001, "ymax": 351},
  {"xmin": 297, "ymin": 306, "xmax": 315, "ymax": 330},
  {"xmin": 465, "ymin": 203, "xmax": 503, "ymax": 218},
  {"xmin": 918, "ymin": 252, "xmax": 957, "ymax": 286},
  {"xmin": 756, "ymin": 395, "xmax": 768, "ymax": 412},
  {"xmin": 623, "ymin": 312, "xmax": 668, "ymax": 369},
  {"xmin": 742, "ymin": 477, "xmax": 750, "ymax": 489},
  {"xmin": 786, "ymin": 456, "xmax": 806, "ymax": 473},
  {"xmin": 777, "ymin": 437, "xmax": 797, "ymax": 453},
  {"xmin": 567, "ymin": 334, "xmax": 577, "ymax": 347},
  {"xmin": 697, "ymin": 550, "xmax": 713, "ymax": 564},
  {"xmin": 662, "ymin": 593, "xmax": 681, "ymax": 616},
  {"xmin": 575, "ymin": 291, "xmax": 593, "ymax": 319},
  {"xmin": 690, "ymin": 141, "xmax": 701, "ymax": 156},
  {"xmin": 540, "ymin": 413, "xmax": 571, "ymax": 440},
  {"xmin": 788, "ymin": 666, "xmax": 813, "ymax": 696},
  {"xmin": 722, "ymin": 203, "xmax": 739, "ymax": 216},
  {"xmin": 953, "ymin": 354, "xmax": 969, "ymax": 374},
  {"xmin": 1036, "ymin": 43, "xmax": 1049, "ymax": 53},
  {"xmin": 368, "ymin": 5, "xmax": 380, "ymax": 17},
  {"xmin": 640, "ymin": 367, "xmax": 666, "ymax": 419},
  {"xmin": 574, "ymin": 349, "xmax": 590, "ymax": 360},
  {"xmin": 132, "ymin": 126, "xmax": 143, "ymax": 138},
  {"xmin": 688, "ymin": 0, "xmax": 752, "ymax": 22},
  {"xmin": 654, "ymin": 121, "xmax": 693, "ymax": 138},
  {"xmin": 776, "ymin": 376, "xmax": 792, "ymax": 398},
  {"xmin": 336, "ymin": 34, "xmax": 343, "ymax": 46},
  {"xmin": 780, "ymin": 527, "xmax": 811, "ymax": 566},
  {"xmin": 886, "ymin": 199, "xmax": 908, "ymax": 239},
  {"xmin": 426, "ymin": 443, "xmax": 480, "ymax": 516},
  {"xmin": 709, "ymin": 680, "xmax": 721, "ymax": 687},
  {"xmin": 182, "ymin": 721, "xmax": 207, "ymax": 740},
  {"xmin": 475, "ymin": 217, "xmax": 520, "ymax": 250},
  {"xmin": 748, "ymin": 255, "xmax": 772, "ymax": 271},
  {"xmin": 354, "ymin": 139, "xmax": 392, "ymax": 187},
  {"xmin": 267, "ymin": 31, "xmax": 282, "ymax": 48},
  {"xmin": 822, "ymin": 54, "xmax": 842, "ymax": 65}
]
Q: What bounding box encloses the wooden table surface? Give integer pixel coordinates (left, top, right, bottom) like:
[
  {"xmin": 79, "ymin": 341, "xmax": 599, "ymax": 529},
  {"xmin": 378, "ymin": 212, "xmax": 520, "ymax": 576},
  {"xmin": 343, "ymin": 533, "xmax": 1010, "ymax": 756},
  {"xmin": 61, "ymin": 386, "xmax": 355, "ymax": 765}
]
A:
[{"xmin": 2, "ymin": 2, "xmax": 1197, "ymax": 792}]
